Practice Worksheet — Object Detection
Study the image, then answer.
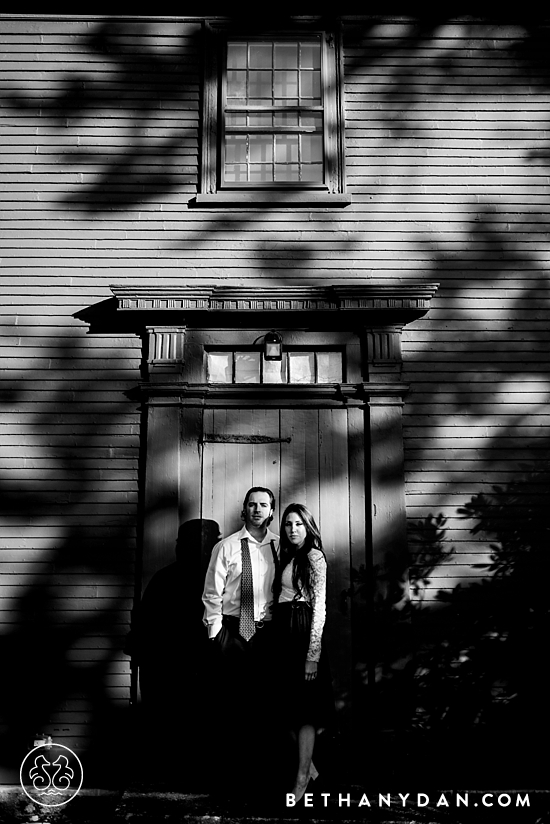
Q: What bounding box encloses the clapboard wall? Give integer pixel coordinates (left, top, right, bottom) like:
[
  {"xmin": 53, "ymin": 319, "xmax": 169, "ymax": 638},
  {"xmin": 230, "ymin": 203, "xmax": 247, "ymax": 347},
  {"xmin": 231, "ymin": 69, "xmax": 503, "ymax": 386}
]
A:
[{"xmin": 1, "ymin": 14, "xmax": 550, "ymax": 768}]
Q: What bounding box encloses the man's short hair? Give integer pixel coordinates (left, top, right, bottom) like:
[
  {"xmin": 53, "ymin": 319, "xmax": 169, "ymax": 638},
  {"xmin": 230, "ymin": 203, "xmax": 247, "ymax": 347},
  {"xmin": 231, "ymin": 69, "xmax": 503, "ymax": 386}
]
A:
[{"xmin": 241, "ymin": 486, "xmax": 276, "ymax": 524}]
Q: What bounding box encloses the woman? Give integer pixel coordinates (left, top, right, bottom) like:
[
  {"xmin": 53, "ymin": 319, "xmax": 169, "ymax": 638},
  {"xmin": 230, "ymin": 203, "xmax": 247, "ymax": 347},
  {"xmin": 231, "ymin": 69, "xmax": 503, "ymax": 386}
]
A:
[{"xmin": 274, "ymin": 503, "xmax": 334, "ymax": 802}]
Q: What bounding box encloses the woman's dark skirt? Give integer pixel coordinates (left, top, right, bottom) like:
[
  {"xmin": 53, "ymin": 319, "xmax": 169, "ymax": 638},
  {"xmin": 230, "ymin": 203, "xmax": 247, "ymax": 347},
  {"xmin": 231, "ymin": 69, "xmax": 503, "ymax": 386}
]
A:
[{"xmin": 274, "ymin": 601, "xmax": 335, "ymax": 732}]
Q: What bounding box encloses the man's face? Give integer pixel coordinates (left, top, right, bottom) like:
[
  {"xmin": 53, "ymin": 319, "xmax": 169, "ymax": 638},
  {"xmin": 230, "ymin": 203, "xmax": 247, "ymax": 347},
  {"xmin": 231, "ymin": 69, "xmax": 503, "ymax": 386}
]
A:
[{"xmin": 244, "ymin": 491, "xmax": 274, "ymax": 531}]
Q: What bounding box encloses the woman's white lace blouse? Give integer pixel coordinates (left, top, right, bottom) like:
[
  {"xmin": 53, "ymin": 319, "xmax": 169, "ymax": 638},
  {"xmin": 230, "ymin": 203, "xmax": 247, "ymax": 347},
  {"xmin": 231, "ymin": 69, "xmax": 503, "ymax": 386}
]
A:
[{"xmin": 278, "ymin": 548, "xmax": 327, "ymax": 662}]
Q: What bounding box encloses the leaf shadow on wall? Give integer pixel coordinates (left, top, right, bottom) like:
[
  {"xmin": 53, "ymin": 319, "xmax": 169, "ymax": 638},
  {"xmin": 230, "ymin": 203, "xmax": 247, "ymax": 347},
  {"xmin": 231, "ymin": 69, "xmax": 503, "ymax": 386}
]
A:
[
  {"xmin": 351, "ymin": 204, "xmax": 550, "ymax": 784},
  {"xmin": 0, "ymin": 332, "xmax": 193, "ymax": 784},
  {"xmin": 5, "ymin": 19, "xmax": 202, "ymax": 212},
  {"xmin": 5, "ymin": 11, "xmax": 550, "ymax": 790}
]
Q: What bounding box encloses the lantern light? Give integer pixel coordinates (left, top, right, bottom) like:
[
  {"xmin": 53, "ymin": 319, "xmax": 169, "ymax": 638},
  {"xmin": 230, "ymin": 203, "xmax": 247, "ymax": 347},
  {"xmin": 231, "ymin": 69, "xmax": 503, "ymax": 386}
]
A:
[{"xmin": 264, "ymin": 330, "xmax": 283, "ymax": 361}]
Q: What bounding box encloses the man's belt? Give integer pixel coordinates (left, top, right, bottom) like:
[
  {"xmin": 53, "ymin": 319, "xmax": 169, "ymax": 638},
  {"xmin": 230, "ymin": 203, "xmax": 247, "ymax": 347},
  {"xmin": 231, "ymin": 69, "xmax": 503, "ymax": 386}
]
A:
[{"xmin": 222, "ymin": 614, "xmax": 271, "ymax": 630}]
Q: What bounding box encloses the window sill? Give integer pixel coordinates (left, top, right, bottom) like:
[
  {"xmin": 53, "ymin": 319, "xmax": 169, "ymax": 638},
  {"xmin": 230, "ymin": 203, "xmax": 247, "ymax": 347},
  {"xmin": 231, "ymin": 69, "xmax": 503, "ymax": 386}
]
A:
[{"xmin": 191, "ymin": 192, "xmax": 352, "ymax": 207}]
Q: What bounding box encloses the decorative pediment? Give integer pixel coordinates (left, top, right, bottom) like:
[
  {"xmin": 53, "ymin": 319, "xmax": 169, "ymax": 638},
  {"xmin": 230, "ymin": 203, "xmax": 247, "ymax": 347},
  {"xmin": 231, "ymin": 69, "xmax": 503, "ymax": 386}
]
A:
[
  {"xmin": 110, "ymin": 283, "xmax": 438, "ymax": 326},
  {"xmin": 107, "ymin": 282, "xmax": 439, "ymax": 389}
]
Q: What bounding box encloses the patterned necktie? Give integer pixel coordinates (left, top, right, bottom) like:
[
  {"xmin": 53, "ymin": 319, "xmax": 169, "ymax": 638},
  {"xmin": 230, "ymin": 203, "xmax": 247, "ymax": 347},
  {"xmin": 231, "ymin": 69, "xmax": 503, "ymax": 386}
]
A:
[{"xmin": 239, "ymin": 538, "xmax": 256, "ymax": 642}]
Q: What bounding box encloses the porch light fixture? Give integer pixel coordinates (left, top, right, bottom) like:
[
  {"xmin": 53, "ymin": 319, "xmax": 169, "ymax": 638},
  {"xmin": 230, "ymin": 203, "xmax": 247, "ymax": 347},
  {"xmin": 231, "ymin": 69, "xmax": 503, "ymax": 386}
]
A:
[{"xmin": 264, "ymin": 330, "xmax": 283, "ymax": 361}]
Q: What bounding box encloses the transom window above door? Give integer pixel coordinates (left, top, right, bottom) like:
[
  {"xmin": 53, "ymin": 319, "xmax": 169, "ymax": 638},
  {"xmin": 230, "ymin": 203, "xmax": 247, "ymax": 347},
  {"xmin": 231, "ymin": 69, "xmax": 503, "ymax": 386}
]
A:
[{"xmin": 207, "ymin": 350, "xmax": 343, "ymax": 384}]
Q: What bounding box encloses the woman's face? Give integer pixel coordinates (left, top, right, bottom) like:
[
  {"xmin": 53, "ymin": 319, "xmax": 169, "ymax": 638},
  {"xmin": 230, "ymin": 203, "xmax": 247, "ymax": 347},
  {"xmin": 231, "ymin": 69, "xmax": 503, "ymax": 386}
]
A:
[{"xmin": 284, "ymin": 511, "xmax": 307, "ymax": 549}]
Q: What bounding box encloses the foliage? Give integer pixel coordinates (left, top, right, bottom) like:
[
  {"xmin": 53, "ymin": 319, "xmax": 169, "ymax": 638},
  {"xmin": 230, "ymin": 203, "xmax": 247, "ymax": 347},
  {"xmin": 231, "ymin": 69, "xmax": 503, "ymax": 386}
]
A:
[
  {"xmin": 457, "ymin": 468, "xmax": 550, "ymax": 590},
  {"xmin": 408, "ymin": 512, "xmax": 454, "ymax": 600},
  {"xmin": 410, "ymin": 467, "xmax": 550, "ymax": 733}
]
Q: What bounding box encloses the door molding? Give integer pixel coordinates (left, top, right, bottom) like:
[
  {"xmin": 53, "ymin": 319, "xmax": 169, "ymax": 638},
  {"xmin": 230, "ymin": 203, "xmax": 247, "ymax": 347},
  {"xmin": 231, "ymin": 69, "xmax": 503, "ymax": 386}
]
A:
[
  {"xmin": 110, "ymin": 281, "xmax": 439, "ymax": 729},
  {"xmin": 111, "ymin": 282, "xmax": 438, "ymax": 326},
  {"xmin": 140, "ymin": 382, "xmax": 408, "ymax": 407},
  {"xmin": 113, "ymin": 279, "xmax": 439, "ymax": 591}
]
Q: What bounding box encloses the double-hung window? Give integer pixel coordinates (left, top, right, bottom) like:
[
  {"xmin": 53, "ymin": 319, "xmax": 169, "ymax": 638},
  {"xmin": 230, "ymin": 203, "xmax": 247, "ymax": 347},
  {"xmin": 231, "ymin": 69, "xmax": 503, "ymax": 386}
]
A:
[
  {"xmin": 198, "ymin": 23, "xmax": 349, "ymax": 205},
  {"xmin": 224, "ymin": 38, "xmax": 323, "ymax": 186}
]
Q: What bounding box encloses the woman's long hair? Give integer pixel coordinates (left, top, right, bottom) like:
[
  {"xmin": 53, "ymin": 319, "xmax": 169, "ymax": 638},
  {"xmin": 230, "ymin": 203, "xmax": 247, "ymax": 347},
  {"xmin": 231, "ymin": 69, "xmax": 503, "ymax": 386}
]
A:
[{"xmin": 276, "ymin": 503, "xmax": 325, "ymax": 601}]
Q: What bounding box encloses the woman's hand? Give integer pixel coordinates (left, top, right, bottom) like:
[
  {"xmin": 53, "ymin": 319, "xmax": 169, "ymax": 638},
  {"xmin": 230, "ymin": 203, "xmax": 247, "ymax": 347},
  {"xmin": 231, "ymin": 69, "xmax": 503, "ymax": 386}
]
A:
[{"xmin": 305, "ymin": 660, "xmax": 318, "ymax": 681}]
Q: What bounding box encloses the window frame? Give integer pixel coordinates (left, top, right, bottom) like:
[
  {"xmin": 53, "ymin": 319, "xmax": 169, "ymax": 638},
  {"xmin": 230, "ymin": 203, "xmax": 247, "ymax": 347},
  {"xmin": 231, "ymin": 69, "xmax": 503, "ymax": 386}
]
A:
[
  {"xmin": 197, "ymin": 20, "xmax": 350, "ymax": 206},
  {"xmin": 205, "ymin": 345, "xmax": 346, "ymax": 385}
]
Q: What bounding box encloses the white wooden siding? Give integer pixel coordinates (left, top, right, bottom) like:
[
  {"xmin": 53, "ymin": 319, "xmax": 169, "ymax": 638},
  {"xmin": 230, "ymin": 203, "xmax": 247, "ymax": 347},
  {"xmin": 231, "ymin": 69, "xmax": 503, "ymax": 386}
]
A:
[{"xmin": 1, "ymin": 15, "xmax": 549, "ymax": 751}]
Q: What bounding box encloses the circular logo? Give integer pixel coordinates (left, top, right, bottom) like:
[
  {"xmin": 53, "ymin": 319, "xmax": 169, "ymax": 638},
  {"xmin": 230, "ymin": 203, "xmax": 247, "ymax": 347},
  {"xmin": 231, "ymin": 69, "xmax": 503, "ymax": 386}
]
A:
[{"xmin": 20, "ymin": 743, "xmax": 83, "ymax": 807}]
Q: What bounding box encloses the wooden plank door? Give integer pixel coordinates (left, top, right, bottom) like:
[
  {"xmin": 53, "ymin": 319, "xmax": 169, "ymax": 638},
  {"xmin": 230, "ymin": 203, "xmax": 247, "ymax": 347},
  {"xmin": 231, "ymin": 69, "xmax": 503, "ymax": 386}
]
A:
[
  {"xmin": 279, "ymin": 407, "xmax": 361, "ymax": 709},
  {"xmin": 200, "ymin": 405, "xmax": 365, "ymax": 714},
  {"xmin": 201, "ymin": 408, "xmax": 281, "ymax": 537}
]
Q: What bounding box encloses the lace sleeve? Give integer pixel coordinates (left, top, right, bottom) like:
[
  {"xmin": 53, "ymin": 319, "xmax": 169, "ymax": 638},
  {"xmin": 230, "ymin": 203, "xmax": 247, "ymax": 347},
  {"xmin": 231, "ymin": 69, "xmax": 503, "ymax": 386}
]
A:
[{"xmin": 306, "ymin": 549, "xmax": 327, "ymax": 663}]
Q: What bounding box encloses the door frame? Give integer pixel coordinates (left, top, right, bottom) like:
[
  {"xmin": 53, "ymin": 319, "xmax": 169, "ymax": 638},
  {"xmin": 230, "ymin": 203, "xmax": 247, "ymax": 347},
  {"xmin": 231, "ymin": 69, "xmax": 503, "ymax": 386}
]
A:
[
  {"xmin": 110, "ymin": 281, "xmax": 439, "ymax": 730},
  {"xmin": 199, "ymin": 402, "xmax": 364, "ymax": 712}
]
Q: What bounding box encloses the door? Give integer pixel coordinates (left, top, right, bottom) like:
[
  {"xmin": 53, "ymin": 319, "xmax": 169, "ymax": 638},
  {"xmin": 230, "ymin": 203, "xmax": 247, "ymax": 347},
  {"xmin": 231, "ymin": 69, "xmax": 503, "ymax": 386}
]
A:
[{"xmin": 200, "ymin": 405, "xmax": 366, "ymax": 710}]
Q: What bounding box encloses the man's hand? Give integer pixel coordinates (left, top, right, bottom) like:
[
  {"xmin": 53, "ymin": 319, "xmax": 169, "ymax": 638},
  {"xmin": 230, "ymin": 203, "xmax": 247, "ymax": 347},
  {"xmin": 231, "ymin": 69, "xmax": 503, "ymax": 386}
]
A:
[{"xmin": 305, "ymin": 660, "xmax": 318, "ymax": 681}]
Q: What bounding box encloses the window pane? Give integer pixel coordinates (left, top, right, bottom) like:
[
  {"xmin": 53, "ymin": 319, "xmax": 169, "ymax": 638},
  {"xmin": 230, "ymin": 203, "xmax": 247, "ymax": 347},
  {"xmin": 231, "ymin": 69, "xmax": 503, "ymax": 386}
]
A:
[
  {"xmin": 235, "ymin": 352, "xmax": 261, "ymax": 383},
  {"xmin": 300, "ymin": 70, "xmax": 321, "ymax": 101},
  {"xmin": 300, "ymin": 112, "xmax": 322, "ymax": 130},
  {"xmin": 263, "ymin": 354, "xmax": 287, "ymax": 384},
  {"xmin": 300, "ymin": 42, "xmax": 321, "ymax": 69},
  {"xmin": 249, "ymin": 43, "xmax": 272, "ymax": 69},
  {"xmin": 274, "ymin": 70, "xmax": 298, "ymax": 100},
  {"xmin": 301, "ymin": 134, "xmax": 323, "ymax": 163},
  {"xmin": 275, "ymin": 134, "xmax": 299, "ymax": 162},
  {"xmin": 275, "ymin": 163, "xmax": 300, "ymax": 181},
  {"xmin": 249, "ymin": 135, "xmax": 273, "ymax": 163},
  {"xmin": 317, "ymin": 352, "xmax": 343, "ymax": 383},
  {"xmin": 250, "ymin": 165, "xmax": 274, "ymax": 182},
  {"xmin": 300, "ymin": 164, "xmax": 323, "ymax": 182},
  {"xmin": 227, "ymin": 43, "xmax": 247, "ymax": 69},
  {"xmin": 226, "ymin": 113, "xmax": 247, "ymax": 127},
  {"xmin": 227, "ymin": 70, "xmax": 247, "ymax": 99},
  {"xmin": 288, "ymin": 352, "xmax": 314, "ymax": 383},
  {"xmin": 207, "ymin": 353, "xmax": 232, "ymax": 383},
  {"xmin": 225, "ymin": 164, "xmax": 248, "ymax": 182},
  {"xmin": 274, "ymin": 43, "xmax": 298, "ymax": 68},
  {"xmin": 225, "ymin": 135, "xmax": 247, "ymax": 164},
  {"xmin": 248, "ymin": 112, "xmax": 273, "ymax": 127},
  {"xmin": 274, "ymin": 97, "xmax": 299, "ymax": 107},
  {"xmin": 274, "ymin": 111, "xmax": 299, "ymax": 127},
  {"xmin": 249, "ymin": 70, "xmax": 272, "ymax": 99}
]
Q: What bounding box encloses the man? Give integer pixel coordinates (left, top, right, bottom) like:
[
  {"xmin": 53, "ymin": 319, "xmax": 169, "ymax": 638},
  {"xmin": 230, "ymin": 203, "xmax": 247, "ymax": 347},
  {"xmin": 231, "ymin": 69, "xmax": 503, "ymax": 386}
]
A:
[
  {"xmin": 202, "ymin": 485, "xmax": 279, "ymax": 650},
  {"xmin": 202, "ymin": 487, "xmax": 280, "ymax": 789}
]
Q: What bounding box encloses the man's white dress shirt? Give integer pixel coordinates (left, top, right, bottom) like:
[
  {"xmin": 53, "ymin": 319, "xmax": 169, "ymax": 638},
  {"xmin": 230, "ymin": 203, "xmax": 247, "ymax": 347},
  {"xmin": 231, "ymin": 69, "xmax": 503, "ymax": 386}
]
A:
[{"xmin": 202, "ymin": 525, "xmax": 280, "ymax": 639}]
